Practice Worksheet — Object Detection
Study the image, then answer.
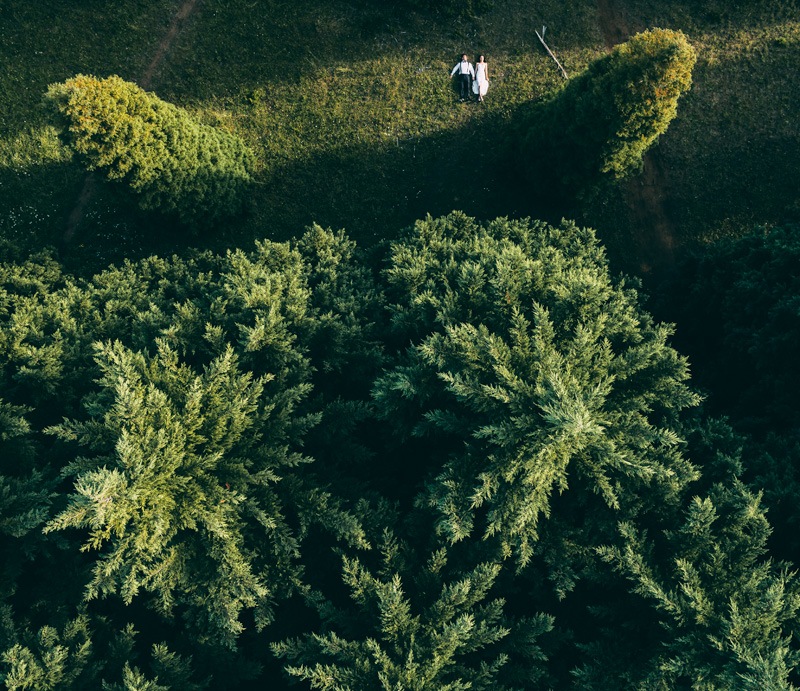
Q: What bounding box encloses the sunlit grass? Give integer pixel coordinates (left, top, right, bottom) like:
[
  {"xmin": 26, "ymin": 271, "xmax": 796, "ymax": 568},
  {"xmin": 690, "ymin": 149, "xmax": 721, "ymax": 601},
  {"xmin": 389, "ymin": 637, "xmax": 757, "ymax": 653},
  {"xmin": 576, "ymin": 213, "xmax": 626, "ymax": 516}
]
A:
[
  {"xmin": 0, "ymin": 127, "xmax": 67, "ymax": 169},
  {"xmin": 1, "ymin": 0, "xmax": 798, "ymax": 271}
]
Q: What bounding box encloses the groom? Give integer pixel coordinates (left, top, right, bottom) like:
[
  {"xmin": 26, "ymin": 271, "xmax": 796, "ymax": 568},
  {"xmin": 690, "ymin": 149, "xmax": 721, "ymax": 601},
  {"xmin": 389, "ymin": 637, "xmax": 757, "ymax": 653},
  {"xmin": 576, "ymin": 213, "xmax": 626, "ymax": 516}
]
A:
[{"xmin": 450, "ymin": 53, "xmax": 475, "ymax": 102}]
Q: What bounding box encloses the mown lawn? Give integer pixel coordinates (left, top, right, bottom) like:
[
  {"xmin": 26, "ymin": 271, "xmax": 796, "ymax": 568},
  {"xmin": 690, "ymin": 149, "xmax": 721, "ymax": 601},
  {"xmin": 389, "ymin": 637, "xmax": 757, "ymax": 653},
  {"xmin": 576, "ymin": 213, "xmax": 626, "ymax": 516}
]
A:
[{"xmin": 1, "ymin": 0, "xmax": 798, "ymax": 274}]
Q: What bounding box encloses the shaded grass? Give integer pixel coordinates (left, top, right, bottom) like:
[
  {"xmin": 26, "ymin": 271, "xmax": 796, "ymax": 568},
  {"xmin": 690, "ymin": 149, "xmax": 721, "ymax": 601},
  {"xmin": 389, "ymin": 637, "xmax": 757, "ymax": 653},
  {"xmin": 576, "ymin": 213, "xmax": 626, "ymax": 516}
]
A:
[
  {"xmin": 1, "ymin": 0, "xmax": 602, "ymax": 270},
  {"xmin": 1, "ymin": 0, "xmax": 799, "ymax": 274},
  {"xmin": 580, "ymin": 0, "xmax": 800, "ymax": 267}
]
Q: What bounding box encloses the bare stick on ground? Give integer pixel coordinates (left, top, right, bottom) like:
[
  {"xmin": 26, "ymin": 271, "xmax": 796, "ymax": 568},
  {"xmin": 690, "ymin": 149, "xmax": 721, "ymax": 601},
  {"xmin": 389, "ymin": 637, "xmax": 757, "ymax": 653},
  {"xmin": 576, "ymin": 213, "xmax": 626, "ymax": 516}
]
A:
[{"xmin": 535, "ymin": 27, "xmax": 569, "ymax": 79}]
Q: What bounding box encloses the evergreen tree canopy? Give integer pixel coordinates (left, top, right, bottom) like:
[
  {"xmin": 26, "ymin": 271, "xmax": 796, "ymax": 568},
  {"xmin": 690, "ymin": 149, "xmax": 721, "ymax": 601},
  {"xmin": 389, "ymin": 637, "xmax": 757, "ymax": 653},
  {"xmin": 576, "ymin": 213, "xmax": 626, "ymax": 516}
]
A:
[
  {"xmin": 0, "ymin": 214, "xmax": 798, "ymax": 688},
  {"xmin": 517, "ymin": 28, "xmax": 696, "ymax": 196},
  {"xmin": 273, "ymin": 525, "xmax": 553, "ymax": 690},
  {"xmin": 45, "ymin": 75, "xmax": 254, "ymax": 226},
  {"xmin": 375, "ymin": 212, "xmax": 700, "ymax": 571},
  {"xmin": 667, "ymin": 224, "xmax": 800, "ymax": 559},
  {"xmin": 0, "ymin": 230, "xmax": 372, "ymax": 654}
]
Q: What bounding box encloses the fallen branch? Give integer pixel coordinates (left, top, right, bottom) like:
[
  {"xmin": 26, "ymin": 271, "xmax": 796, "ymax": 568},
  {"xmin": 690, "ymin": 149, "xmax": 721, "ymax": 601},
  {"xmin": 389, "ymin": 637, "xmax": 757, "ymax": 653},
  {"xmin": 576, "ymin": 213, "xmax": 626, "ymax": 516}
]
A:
[{"xmin": 535, "ymin": 26, "xmax": 569, "ymax": 79}]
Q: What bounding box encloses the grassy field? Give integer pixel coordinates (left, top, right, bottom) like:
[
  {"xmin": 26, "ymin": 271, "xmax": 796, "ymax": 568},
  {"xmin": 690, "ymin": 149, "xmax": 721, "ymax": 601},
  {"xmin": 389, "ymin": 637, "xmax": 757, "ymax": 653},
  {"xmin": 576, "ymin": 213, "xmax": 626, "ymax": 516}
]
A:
[
  {"xmin": 593, "ymin": 0, "xmax": 800, "ymax": 244},
  {"xmin": 0, "ymin": 0, "xmax": 798, "ymax": 274}
]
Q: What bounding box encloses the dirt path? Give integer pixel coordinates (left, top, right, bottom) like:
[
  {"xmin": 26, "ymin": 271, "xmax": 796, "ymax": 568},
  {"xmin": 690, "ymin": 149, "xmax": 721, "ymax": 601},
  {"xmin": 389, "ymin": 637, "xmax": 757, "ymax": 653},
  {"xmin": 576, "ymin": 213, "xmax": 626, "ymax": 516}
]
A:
[
  {"xmin": 140, "ymin": 0, "xmax": 201, "ymax": 89},
  {"xmin": 595, "ymin": 0, "xmax": 676, "ymax": 274},
  {"xmin": 63, "ymin": 0, "xmax": 202, "ymax": 245}
]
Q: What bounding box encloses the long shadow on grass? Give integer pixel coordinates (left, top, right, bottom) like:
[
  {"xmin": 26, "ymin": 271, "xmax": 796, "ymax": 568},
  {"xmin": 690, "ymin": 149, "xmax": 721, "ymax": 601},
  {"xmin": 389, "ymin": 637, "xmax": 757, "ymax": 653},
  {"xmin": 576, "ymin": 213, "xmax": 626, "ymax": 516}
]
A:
[
  {"xmin": 41, "ymin": 97, "xmax": 576, "ymax": 275},
  {"xmin": 0, "ymin": 162, "xmax": 85, "ymax": 259},
  {"xmin": 661, "ymin": 43, "xmax": 800, "ymax": 241},
  {"xmin": 247, "ymin": 104, "xmax": 570, "ymax": 253}
]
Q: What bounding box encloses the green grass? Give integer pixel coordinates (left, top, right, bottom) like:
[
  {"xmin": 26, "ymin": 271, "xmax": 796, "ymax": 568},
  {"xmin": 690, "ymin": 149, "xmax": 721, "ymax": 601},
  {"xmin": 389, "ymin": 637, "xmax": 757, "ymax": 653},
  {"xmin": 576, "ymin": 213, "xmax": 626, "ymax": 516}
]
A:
[
  {"xmin": 580, "ymin": 0, "xmax": 800, "ymax": 257},
  {"xmin": 1, "ymin": 0, "xmax": 799, "ymax": 273}
]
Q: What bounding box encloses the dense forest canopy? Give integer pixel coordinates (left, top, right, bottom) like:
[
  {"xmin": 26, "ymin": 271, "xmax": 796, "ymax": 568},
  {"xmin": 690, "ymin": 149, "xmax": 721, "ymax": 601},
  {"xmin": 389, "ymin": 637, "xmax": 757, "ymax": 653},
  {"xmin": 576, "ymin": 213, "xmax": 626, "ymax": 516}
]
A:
[
  {"xmin": 1, "ymin": 0, "xmax": 800, "ymax": 688},
  {"xmin": 1, "ymin": 215, "xmax": 798, "ymax": 688}
]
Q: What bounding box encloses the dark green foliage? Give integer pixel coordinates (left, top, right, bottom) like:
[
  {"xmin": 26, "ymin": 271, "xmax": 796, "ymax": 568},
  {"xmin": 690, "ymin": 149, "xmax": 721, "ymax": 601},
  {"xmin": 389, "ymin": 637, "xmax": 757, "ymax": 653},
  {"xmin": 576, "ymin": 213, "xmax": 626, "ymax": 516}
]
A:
[
  {"xmin": 292, "ymin": 224, "xmax": 385, "ymax": 388},
  {"xmin": 2, "ymin": 618, "xmax": 206, "ymax": 691},
  {"xmin": 0, "ymin": 400, "xmax": 50, "ymax": 541},
  {"xmin": 0, "ymin": 214, "xmax": 798, "ymax": 687},
  {"xmin": 273, "ymin": 527, "xmax": 553, "ymax": 690},
  {"xmin": 0, "ymin": 228, "xmax": 372, "ymax": 665},
  {"xmin": 375, "ymin": 212, "xmax": 700, "ymax": 570},
  {"xmin": 517, "ymin": 28, "xmax": 696, "ymax": 196},
  {"xmin": 668, "ymin": 225, "xmax": 800, "ymax": 432},
  {"xmin": 600, "ymin": 483, "xmax": 800, "ymax": 689},
  {"xmin": 583, "ymin": 416, "xmax": 800, "ymax": 689},
  {"xmin": 666, "ymin": 224, "xmax": 800, "ymax": 559},
  {"xmin": 44, "ymin": 75, "xmax": 254, "ymax": 226}
]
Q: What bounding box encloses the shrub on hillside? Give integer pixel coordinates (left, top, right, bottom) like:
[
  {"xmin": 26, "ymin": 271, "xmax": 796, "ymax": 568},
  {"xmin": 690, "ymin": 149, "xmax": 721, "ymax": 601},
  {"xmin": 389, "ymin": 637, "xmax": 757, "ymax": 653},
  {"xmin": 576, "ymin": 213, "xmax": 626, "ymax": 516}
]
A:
[
  {"xmin": 516, "ymin": 28, "xmax": 696, "ymax": 197},
  {"xmin": 45, "ymin": 74, "xmax": 254, "ymax": 227}
]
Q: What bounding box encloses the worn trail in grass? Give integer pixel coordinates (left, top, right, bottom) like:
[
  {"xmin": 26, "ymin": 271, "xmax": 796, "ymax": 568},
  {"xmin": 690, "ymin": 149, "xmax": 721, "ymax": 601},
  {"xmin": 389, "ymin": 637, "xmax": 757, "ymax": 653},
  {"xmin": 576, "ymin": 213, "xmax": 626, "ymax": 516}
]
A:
[
  {"xmin": 594, "ymin": 0, "xmax": 677, "ymax": 275},
  {"xmin": 62, "ymin": 0, "xmax": 204, "ymax": 247}
]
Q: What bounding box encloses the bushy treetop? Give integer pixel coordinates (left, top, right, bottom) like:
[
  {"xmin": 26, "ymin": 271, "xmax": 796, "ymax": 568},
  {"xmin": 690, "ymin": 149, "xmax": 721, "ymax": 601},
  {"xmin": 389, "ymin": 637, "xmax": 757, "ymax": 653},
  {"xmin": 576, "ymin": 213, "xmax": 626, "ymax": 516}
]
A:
[
  {"xmin": 517, "ymin": 28, "xmax": 696, "ymax": 195},
  {"xmin": 45, "ymin": 75, "xmax": 254, "ymax": 226},
  {"xmin": 0, "ymin": 214, "xmax": 797, "ymax": 688}
]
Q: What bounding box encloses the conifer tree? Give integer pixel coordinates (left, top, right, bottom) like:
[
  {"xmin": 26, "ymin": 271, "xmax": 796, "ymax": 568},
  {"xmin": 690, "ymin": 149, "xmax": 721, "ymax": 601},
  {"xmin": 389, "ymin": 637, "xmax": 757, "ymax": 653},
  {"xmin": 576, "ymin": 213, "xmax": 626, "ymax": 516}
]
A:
[
  {"xmin": 273, "ymin": 525, "xmax": 553, "ymax": 690},
  {"xmin": 374, "ymin": 212, "xmax": 700, "ymax": 571},
  {"xmin": 2, "ymin": 215, "xmax": 800, "ymax": 687},
  {"xmin": 585, "ymin": 419, "xmax": 800, "ymax": 689},
  {"xmin": 45, "ymin": 341, "xmax": 306, "ymax": 646},
  {"xmin": 0, "ymin": 236, "xmax": 371, "ymax": 652},
  {"xmin": 45, "ymin": 75, "xmax": 254, "ymax": 226},
  {"xmin": 517, "ymin": 28, "xmax": 696, "ymax": 196},
  {"xmin": 665, "ymin": 224, "xmax": 800, "ymax": 559},
  {"xmin": 1, "ymin": 618, "xmax": 206, "ymax": 691},
  {"xmin": 0, "ymin": 400, "xmax": 50, "ymax": 541}
]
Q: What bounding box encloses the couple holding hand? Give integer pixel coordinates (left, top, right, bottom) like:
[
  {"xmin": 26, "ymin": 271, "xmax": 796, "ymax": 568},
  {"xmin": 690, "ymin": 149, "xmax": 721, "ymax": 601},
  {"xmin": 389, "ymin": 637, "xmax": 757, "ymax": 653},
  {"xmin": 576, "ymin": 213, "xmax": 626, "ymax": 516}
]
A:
[{"xmin": 450, "ymin": 53, "xmax": 489, "ymax": 103}]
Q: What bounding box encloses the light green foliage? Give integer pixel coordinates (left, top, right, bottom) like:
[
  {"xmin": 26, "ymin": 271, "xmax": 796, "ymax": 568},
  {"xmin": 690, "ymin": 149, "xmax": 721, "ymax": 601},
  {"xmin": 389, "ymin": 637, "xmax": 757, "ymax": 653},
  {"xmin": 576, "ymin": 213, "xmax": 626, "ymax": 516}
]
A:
[
  {"xmin": 518, "ymin": 28, "xmax": 696, "ymax": 194},
  {"xmin": 0, "ymin": 213, "xmax": 799, "ymax": 686},
  {"xmin": 0, "ymin": 251, "xmax": 81, "ymax": 404},
  {"xmin": 1, "ymin": 619, "xmax": 206, "ymax": 691},
  {"xmin": 273, "ymin": 529, "xmax": 552, "ymax": 690},
  {"xmin": 1, "ymin": 616, "xmax": 95, "ymax": 691},
  {"xmin": 44, "ymin": 75, "xmax": 254, "ymax": 226},
  {"xmin": 101, "ymin": 643, "xmax": 206, "ymax": 691},
  {"xmin": 45, "ymin": 342, "xmax": 288, "ymax": 644},
  {"xmin": 103, "ymin": 666, "xmax": 169, "ymax": 691},
  {"xmin": 0, "ymin": 231, "xmax": 370, "ymax": 649},
  {"xmin": 375, "ymin": 212, "xmax": 700, "ymax": 569}
]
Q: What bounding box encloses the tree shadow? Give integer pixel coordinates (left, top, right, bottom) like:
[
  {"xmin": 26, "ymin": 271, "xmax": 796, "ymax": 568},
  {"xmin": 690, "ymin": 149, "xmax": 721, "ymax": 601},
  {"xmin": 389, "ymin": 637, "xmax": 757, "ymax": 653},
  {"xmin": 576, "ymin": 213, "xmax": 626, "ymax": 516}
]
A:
[
  {"xmin": 0, "ymin": 161, "xmax": 83, "ymax": 260},
  {"xmin": 241, "ymin": 104, "xmax": 570, "ymax": 251},
  {"xmin": 42, "ymin": 97, "xmax": 578, "ymax": 276}
]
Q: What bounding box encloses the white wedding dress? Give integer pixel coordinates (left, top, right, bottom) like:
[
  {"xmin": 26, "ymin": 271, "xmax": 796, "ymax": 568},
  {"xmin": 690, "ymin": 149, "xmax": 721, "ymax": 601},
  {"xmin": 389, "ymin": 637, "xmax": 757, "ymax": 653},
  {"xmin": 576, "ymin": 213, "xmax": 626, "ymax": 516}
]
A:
[{"xmin": 474, "ymin": 62, "xmax": 489, "ymax": 97}]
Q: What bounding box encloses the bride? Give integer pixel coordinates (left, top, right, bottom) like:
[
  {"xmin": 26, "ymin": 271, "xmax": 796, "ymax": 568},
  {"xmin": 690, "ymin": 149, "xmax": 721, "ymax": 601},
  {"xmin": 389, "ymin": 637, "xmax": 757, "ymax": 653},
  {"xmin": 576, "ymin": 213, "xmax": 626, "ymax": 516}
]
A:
[{"xmin": 474, "ymin": 54, "xmax": 489, "ymax": 102}]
